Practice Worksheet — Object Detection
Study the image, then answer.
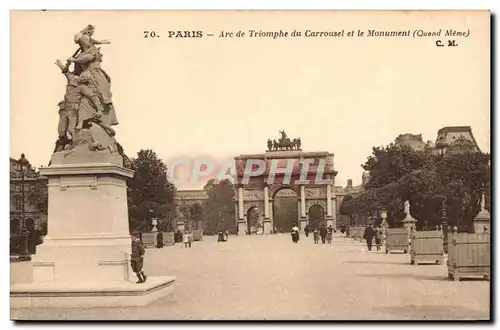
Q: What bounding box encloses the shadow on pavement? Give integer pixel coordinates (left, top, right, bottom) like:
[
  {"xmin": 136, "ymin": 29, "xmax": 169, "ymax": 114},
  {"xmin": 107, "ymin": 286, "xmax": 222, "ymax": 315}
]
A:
[
  {"xmin": 372, "ymin": 305, "xmax": 489, "ymax": 320},
  {"xmin": 343, "ymin": 260, "xmax": 407, "ymax": 265},
  {"xmin": 357, "ymin": 273, "xmax": 448, "ymax": 281}
]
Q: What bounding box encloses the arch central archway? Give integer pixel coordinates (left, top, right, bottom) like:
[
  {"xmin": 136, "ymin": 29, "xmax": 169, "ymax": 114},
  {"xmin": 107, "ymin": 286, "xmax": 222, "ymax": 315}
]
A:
[
  {"xmin": 246, "ymin": 206, "xmax": 261, "ymax": 234},
  {"xmin": 272, "ymin": 187, "xmax": 299, "ymax": 233},
  {"xmin": 308, "ymin": 204, "xmax": 325, "ymax": 230}
]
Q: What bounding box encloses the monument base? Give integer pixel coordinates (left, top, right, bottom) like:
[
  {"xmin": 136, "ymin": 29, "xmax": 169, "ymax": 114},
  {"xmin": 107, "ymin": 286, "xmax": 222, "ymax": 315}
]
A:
[
  {"xmin": 9, "ymin": 159, "xmax": 176, "ymax": 309},
  {"xmin": 10, "ymin": 276, "xmax": 175, "ymax": 309}
]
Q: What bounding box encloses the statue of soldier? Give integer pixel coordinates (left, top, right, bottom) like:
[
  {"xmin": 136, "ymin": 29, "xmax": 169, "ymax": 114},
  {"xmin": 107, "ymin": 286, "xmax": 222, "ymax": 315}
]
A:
[
  {"xmin": 296, "ymin": 138, "xmax": 302, "ymax": 150},
  {"xmin": 267, "ymin": 139, "xmax": 273, "ymax": 151}
]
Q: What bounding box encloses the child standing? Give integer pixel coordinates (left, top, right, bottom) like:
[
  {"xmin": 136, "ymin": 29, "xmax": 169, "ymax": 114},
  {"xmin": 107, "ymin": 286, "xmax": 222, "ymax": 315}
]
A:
[{"xmin": 130, "ymin": 231, "xmax": 147, "ymax": 284}]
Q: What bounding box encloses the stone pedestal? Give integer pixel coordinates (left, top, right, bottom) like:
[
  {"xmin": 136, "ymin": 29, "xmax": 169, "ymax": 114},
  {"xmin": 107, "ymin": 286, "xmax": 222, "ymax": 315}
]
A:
[
  {"xmin": 10, "ymin": 161, "xmax": 175, "ymax": 309},
  {"xmin": 473, "ymin": 195, "xmax": 490, "ymax": 233},
  {"xmin": 402, "ymin": 216, "xmax": 417, "ymax": 236}
]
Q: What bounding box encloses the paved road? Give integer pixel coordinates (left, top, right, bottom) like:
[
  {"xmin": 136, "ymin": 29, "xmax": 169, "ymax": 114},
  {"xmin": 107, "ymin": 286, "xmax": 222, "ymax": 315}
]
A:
[{"xmin": 10, "ymin": 233, "xmax": 490, "ymax": 320}]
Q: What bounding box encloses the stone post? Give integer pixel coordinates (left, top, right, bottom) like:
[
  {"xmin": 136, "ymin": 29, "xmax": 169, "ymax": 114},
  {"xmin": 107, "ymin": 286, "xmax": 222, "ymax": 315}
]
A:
[{"xmin": 264, "ymin": 185, "xmax": 269, "ymax": 219}]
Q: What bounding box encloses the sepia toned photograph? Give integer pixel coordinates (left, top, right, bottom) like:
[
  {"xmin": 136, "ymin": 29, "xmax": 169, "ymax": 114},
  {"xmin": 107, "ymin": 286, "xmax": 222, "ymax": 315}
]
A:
[{"xmin": 9, "ymin": 9, "xmax": 491, "ymax": 320}]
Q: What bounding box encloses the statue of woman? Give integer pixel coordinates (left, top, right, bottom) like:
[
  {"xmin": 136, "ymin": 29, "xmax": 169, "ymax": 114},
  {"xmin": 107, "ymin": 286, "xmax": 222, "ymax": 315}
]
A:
[
  {"xmin": 67, "ymin": 31, "xmax": 118, "ymax": 126},
  {"xmin": 404, "ymin": 200, "xmax": 411, "ymax": 216}
]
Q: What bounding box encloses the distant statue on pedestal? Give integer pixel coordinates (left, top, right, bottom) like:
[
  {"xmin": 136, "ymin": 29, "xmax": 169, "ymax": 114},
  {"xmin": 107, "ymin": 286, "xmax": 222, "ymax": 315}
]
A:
[{"xmin": 402, "ymin": 200, "xmax": 417, "ymax": 233}]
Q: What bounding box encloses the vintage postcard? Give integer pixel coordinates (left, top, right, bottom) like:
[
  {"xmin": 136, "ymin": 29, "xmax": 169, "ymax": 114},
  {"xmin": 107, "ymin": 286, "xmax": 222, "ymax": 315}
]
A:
[{"xmin": 9, "ymin": 10, "xmax": 490, "ymax": 320}]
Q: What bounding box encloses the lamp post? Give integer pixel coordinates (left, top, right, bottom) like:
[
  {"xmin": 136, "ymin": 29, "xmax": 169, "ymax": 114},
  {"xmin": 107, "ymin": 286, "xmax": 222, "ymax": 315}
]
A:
[
  {"xmin": 218, "ymin": 212, "xmax": 223, "ymax": 231},
  {"xmin": 17, "ymin": 154, "xmax": 30, "ymax": 258},
  {"xmin": 187, "ymin": 209, "xmax": 192, "ymax": 232},
  {"xmin": 441, "ymin": 198, "xmax": 448, "ymax": 252}
]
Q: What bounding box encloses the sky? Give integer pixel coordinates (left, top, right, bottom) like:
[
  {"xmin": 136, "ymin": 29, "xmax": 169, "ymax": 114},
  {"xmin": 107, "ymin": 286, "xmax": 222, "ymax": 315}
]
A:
[{"xmin": 10, "ymin": 10, "xmax": 490, "ymax": 189}]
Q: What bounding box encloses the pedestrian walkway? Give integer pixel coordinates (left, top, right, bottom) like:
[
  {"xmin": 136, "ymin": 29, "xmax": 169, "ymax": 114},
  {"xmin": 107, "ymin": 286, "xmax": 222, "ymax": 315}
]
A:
[{"xmin": 10, "ymin": 234, "xmax": 489, "ymax": 320}]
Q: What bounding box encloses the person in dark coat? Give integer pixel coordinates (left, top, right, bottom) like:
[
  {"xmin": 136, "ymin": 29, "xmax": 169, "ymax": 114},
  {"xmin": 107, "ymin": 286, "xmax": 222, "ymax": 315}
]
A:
[
  {"xmin": 130, "ymin": 231, "xmax": 147, "ymax": 283},
  {"xmin": 156, "ymin": 231, "xmax": 164, "ymax": 248},
  {"xmin": 363, "ymin": 223, "xmax": 376, "ymax": 251},
  {"xmin": 319, "ymin": 225, "xmax": 327, "ymax": 244},
  {"xmin": 304, "ymin": 224, "xmax": 310, "ymax": 237},
  {"xmin": 217, "ymin": 230, "xmax": 224, "ymax": 242},
  {"xmin": 291, "ymin": 226, "xmax": 300, "ymax": 243},
  {"xmin": 326, "ymin": 225, "xmax": 333, "ymax": 244},
  {"xmin": 175, "ymin": 230, "xmax": 182, "ymax": 243}
]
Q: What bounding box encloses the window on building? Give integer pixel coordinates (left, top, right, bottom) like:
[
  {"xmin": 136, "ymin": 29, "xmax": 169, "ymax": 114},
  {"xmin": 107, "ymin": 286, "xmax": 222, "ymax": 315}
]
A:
[{"xmin": 28, "ymin": 195, "xmax": 38, "ymax": 212}]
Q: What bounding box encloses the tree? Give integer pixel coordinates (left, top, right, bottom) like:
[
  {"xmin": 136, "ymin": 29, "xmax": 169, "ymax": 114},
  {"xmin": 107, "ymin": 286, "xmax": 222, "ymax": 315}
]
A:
[
  {"xmin": 127, "ymin": 149, "xmax": 176, "ymax": 233},
  {"xmin": 352, "ymin": 142, "xmax": 490, "ymax": 232},
  {"xmin": 203, "ymin": 179, "xmax": 235, "ymax": 234},
  {"xmin": 362, "ymin": 144, "xmax": 434, "ymax": 189},
  {"xmin": 437, "ymin": 152, "xmax": 490, "ymax": 232}
]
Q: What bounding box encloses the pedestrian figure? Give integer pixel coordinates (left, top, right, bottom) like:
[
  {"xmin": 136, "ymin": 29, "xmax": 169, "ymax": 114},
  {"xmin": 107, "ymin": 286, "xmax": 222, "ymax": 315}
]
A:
[
  {"xmin": 326, "ymin": 225, "xmax": 333, "ymax": 244},
  {"xmin": 224, "ymin": 230, "xmax": 229, "ymax": 241},
  {"xmin": 304, "ymin": 224, "xmax": 310, "ymax": 238},
  {"xmin": 183, "ymin": 231, "xmax": 192, "ymax": 248},
  {"xmin": 313, "ymin": 229, "xmax": 320, "ymax": 244},
  {"xmin": 130, "ymin": 231, "xmax": 147, "ymax": 284},
  {"xmin": 156, "ymin": 231, "xmax": 164, "ymax": 248},
  {"xmin": 174, "ymin": 230, "xmax": 181, "ymax": 243},
  {"xmin": 363, "ymin": 222, "xmax": 376, "ymax": 251},
  {"xmin": 340, "ymin": 224, "xmax": 346, "ymax": 234},
  {"xmin": 375, "ymin": 228, "xmax": 383, "ymax": 251},
  {"xmin": 320, "ymin": 225, "xmax": 327, "ymax": 244},
  {"xmin": 291, "ymin": 226, "xmax": 300, "ymax": 243}
]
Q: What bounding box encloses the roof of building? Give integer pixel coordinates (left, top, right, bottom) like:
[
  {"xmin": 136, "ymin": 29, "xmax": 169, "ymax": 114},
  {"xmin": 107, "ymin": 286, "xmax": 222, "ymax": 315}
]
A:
[{"xmin": 437, "ymin": 126, "xmax": 472, "ymax": 134}]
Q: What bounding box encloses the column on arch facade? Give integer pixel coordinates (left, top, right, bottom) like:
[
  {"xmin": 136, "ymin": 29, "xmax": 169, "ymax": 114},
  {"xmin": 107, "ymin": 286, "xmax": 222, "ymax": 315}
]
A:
[
  {"xmin": 264, "ymin": 185, "xmax": 269, "ymax": 219},
  {"xmin": 326, "ymin": 184, "xmax": 332, "ymax": 217},
  {"xmin": 300, "ymin": 185, "xmax": 306, "ymax": 218},
  {"xmin": 238, "ymin": 186, "xmax": 244, "ymax": 220}
]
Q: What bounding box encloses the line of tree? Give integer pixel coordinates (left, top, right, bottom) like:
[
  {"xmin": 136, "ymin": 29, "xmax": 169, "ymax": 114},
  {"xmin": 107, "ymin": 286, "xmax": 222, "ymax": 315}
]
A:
[
  {"xmin": 203, "ymin": 179, "xmax": 236, "ymax": 235},
  {"xmin": 127, "ymin": 149, "xmax": 176, "ymax": 233},
  {"xmin": 340, "ymin": 142, "xmax": 490, "ymax": 232}
]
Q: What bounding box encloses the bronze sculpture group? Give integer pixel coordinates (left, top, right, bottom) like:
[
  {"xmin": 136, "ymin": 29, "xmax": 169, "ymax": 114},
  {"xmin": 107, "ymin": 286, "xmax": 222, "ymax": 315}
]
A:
[
  {"xmin": 53, "ymin": 25, "xmax": 124, "ymax": 159},
  {"xmin": 267, "ymin": 131, "xmax": 302, "ymax": 151}
]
